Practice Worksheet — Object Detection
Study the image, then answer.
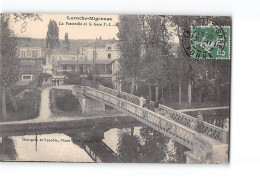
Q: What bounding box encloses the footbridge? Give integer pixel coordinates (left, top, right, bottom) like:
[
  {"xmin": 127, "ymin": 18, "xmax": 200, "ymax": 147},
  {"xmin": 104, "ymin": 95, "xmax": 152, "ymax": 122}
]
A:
[{"xmin": 73, "ymin": 85, "xmax": 229, "ymax": 164}]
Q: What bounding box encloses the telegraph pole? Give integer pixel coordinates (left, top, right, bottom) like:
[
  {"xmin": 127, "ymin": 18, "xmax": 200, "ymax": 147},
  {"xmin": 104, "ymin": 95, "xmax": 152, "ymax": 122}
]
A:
[
  {"xmin": 92, "ymin": 40, "xmax": 97, "ymax": 88},
  {"xmin": 81, "ymin": 42, "xmax": 84, "ymax": 55},
  {"xmin": 76, "ymin": 49, "xmax": 79, "ymax": 73}
]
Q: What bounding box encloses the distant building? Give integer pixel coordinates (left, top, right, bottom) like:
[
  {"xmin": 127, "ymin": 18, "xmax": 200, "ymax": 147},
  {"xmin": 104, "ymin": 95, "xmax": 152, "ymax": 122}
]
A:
[
  {"xmin": 56, "ymin": 59, "xmax": 113, "ymax": 77},
  {"xmin": 16, "ymin": 46, "xmax": 44, "ymax": 87},
  {"xmin": 18, "ymin": 46, "xmax": 42, "ymax": 58},
  {"xmin": 80, "ymin": 38, "xmax": 119, "ymax": 61},
  {"xmin": 47, "ymin": 48, "xmax": 113, "ymax": 79},
  {"xmin": 111, "ymin": 59, "xmax": 122, "ymax": 91}
]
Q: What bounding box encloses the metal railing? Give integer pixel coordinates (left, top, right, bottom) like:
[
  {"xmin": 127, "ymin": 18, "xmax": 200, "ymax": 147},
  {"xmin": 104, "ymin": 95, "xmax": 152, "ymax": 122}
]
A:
[
  {"xmin": 158, "ymin": 104, "xmax": 228, "ymax": 143},
  {"xmin": 97, "ymin": 85, "xmax": 229, "ymax": 143},
  {"xmin": 99, "ymin": 85, "xmax": 141, "ymax": 105},
  {"xmin": 73, "ymin": 86, "xmax": 197, "ymax": 149}
]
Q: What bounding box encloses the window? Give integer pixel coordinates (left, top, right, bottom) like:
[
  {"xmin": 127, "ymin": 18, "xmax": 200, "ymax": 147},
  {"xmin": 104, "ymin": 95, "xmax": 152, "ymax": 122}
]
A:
[
  {"xmin": 20, "ymin": 50, "xmax": 26, "ymax": 57},
  {"xmin": 63, "ymin": 65, "xmax": 67, "ymax": 71},
  {"xmin": 80, "ymin": 65, "xmax": 84, "ymax": 74},
  {"xmin": 134, "ymin": 84, "xmax": 137, "ymax": 92},
  {"xmin": 26, "ymin": 49, "xmax": 31, "ymax": 57},
  {"xmin": 71, "ymin": 57, "xmax": 76, "ymax": 60},
  {"xmin": 141, "ymin": 48, "xmax": 146, "ymax": 56},
  {"xmin": 32, "ymin": 50, "xmax": 38, "ymax": 57},
  {"xmin": 22, "ymin": 75, "xmax": 32, "ymax": 80},
  {"xmin": 71, "ymin": 65, "xmax": 75, "ymax": 71},
  {"xmin": 108, "ymin": 53, "xmax": 111, "ymax": 59}
]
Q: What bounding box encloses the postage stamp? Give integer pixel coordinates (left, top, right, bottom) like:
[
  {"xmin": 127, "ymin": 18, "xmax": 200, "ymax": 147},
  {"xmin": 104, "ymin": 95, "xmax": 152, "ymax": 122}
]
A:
[
  {"xmin": 190, "ymin": 26, "xmax": 230, "ymax": 59},
  {"xmin": 182, "ymin": 18, "xmax": 231, "ymax": 60}
]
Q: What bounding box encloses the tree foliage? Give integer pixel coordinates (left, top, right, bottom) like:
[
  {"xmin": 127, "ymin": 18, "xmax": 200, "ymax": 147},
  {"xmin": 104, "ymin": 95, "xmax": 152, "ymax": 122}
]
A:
[
  {"xmin": 0, "ymin": 14, "xmax": 20, "ymax": 89},
  {"xmin": 64, "ymin": 32, "xmax": 70, "ymax": 52},
  {"xmin": 140, "ymin": 15, "xmax": 173, "ymax": 87},
  {"xmin": 117, "ymin": 15, "xmax": 143, "ymax": 80},
  {"xmin": 46, "ymin": 20, "xmax": 60, "ymax": 49},
  {"xmin": 117, "ymin": 15, "xmax": 231, "ymax": 106}
]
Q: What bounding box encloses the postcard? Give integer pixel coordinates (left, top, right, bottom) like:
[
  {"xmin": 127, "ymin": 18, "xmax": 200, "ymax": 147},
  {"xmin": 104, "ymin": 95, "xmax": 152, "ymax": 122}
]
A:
[{"xmin": 0, "ymin": 13, "xmax": 231, "ymax": 163}]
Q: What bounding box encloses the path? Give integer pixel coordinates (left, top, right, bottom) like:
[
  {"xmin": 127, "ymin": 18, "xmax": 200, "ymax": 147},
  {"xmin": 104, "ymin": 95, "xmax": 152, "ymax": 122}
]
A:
[
  {"xmin": 36, "ymin": 87, "xmax": 52, "ymax": 121},
  {"xmin": 0, "ymin": 85, "xmax": 126, "ymax": 126}
]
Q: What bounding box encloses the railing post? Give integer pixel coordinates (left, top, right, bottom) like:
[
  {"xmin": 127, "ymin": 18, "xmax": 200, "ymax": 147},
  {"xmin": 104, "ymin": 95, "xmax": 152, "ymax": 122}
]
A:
[
  {"xmin": 222, "ymin": 130, "xmax": 229, "ymax": 144},
  {"xmin": 119, "ymin": 98, "xmax": 121, "ymax": 108}
]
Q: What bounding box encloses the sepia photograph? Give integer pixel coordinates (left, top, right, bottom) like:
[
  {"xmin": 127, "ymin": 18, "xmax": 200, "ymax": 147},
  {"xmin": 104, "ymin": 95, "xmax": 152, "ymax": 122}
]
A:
[{"xmin": 0, "ymin": 13, "xmax": 231, "ymax": 164}]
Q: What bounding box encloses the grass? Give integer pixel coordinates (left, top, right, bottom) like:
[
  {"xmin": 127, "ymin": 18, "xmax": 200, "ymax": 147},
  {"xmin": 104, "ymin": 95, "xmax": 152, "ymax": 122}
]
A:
[{"xmin": 0, "ymin": 89, "xmax": 41, "ymax": 122}]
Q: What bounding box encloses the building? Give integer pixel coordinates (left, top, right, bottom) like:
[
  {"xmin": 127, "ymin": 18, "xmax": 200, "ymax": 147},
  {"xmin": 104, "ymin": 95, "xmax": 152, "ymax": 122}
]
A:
[
  {"xmin": 42, "ymin": 38, "xmax": 120, "ymax": 85},
  {"xmin": 51, "ymin": 38, "xmax": 118, "ymax": 77},
  {"xmin": 18, "ymin": 46, "xmax": 42, "ymax": 59},
  {"xmin": 56, "ymin": 60, "xmax": 113, "ymax": 77},
  {"xmin": 16, "ymin": 46, "xmax": 44, "ymax": 87},
  {"xmin": 80, "ymin": 38, "xmax": 119, "ymax": 61},
  {"xmin": 111, "ymin": 59, "xmax": 122, "ymax": 91}
]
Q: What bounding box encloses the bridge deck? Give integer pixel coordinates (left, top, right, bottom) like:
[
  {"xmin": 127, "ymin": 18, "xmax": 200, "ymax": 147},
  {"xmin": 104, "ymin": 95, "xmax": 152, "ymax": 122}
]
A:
[
  {"xmin": 98, "ymin": 85, "xmax": 229, "ymax": 145},
  {"xmin": 73, "ymin": 86, "xmax": 228, "ymax": 150}
]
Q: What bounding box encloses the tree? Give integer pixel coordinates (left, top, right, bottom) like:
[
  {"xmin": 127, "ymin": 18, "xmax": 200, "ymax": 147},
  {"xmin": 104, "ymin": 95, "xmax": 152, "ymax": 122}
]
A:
[
  {"xmin": 116, "ymin": 129, "xmax": 143, "ymax": 162},
  {"xmin": 46, "ymin": 20, "xmax": 60, "ymax": 49},
  {"xmin": 168, "ymin": 16, "xmax": 194, "ymax": 105},
  {"xmin": 141, "ymin": 15, "xmax": 172, "ymax": 101},
  {"xmin": 117, "ymin": 15, "xmax": 143, "ymax": 94},
  {"xmin": 0, "ymin": 14, "xmax": 20, "ymax": 120},
  {"xmin": 64, "ymin": 32, "xmax": 70, "ymax": 52},
  {"xmin": 169, "ymin": 16, "xmax": 231, "ymax": 107}
]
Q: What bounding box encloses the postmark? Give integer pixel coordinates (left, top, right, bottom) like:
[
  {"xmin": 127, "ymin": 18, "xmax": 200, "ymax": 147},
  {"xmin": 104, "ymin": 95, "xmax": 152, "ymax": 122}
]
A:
[{"xmin": 182, "ymin": 18, "xmax": 231, "ymax": 60}]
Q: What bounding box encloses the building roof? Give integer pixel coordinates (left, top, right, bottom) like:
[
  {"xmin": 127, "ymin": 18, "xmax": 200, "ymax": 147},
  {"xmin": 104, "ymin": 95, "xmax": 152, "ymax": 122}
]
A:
[
  {"xmin": 52, "ymin": 75, "xmax": 65, "ymax": 79},
  {"xmin": 51, "ymin": 50, "xmax": 82, "ymax": 56},
  {"xmin": 19, "ymin": 46, "xmax": 42, "ymax": 49},
  {"xmin": 83, "ymin": 39, "xmax": 117, "ymax": 48},
  {"xmin": 57, "ymin": 59, "xmax": 114, "ymax": 65}
]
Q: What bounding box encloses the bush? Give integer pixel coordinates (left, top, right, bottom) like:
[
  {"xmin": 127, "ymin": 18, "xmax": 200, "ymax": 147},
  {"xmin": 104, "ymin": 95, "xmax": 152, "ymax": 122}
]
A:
[
  {"xmin": 97, "ymin": 77, "xmax": 113, "ymax": 88},
  {"xmin": 64, "ymin": 72, "xmax": 81, "ymax": 85},
  {"xmin": 53, "ymin": 89, "xmax": 81, "ymax": 115},
  {"xmin": 10, "ymin": 85, "xmax": 27, "ymax": 96},
  {"xmin": 0, "ymin": 89, "xmax": 41, "ymax": 122}
]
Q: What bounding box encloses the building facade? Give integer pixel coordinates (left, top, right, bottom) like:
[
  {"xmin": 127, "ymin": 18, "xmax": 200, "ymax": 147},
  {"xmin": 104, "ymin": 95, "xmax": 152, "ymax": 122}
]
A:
[
  {"xmin": 17, "ymin": 46, "xmax": 44, "ymax": 87},
  {"xmin": 80, "ymin": 39, "xmax": 119, "ymax": 61},
  {"xmin": 111, "ymin": 59, "xmax": 122, "ymax": 91},
  {"xmin": 18, "ymin": 47, "xmax": 42, "ymax": 59}
]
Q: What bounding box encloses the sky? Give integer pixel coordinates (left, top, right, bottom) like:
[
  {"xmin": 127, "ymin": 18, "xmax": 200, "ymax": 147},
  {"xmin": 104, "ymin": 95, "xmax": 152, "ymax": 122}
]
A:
[{"xmin": 9, "ymin": 14, "xmax": 119, "ymax": 40}]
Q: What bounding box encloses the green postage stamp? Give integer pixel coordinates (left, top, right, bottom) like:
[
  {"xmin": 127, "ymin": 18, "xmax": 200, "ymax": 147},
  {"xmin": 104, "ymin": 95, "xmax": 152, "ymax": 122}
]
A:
[{"xmin": 190, "ymin": 26, "xmax": 230, "ymax": 59}]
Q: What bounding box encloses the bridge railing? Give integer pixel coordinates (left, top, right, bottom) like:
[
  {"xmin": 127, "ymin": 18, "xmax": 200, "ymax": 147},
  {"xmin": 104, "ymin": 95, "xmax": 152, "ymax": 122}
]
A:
[
  {"xmin": 158, "ymin": 104, "xmax": 229, "ymax": 143},
  {"xmin": 98, "ymin": 85, "xmax": 141, "ymax": 105},
  {"xmin": 73, "ymin": 85, "xmax": 196, "ymax": 149},
  {"xmin": 97, "ymin": 85, "xmax": 229, "ymax": 144}
]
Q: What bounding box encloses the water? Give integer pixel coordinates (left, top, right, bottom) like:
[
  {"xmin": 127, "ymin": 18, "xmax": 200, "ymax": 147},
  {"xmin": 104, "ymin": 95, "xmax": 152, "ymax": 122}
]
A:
[
  {"xmin": 0, "ymin": 86, "xmax": 189, "ymax": 163},
  {"xmin": 0, "ymin": 118, "xmax": 189, "ymax": 163}
]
